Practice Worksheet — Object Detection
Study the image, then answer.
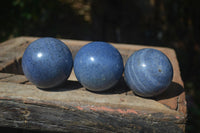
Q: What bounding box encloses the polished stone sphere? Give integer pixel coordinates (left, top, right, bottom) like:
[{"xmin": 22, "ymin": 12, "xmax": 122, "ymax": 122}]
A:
[
  {"xmin": 74, "ymin": 41, "xmax": 124, "ymax": 92},
  {"xmin": 124, "ymin": 48, "xmax": 173, "ymax": 97},
  {"xmin": 22, "ymin": 37, "xmax": 73, "ymax": 89}
]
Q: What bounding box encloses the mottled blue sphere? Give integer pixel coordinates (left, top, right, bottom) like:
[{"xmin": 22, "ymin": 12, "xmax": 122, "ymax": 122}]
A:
[
  {"xmin": 74, "ymin": 42, "xmax": 124, "ymax": 92},
  {"xmin": 124, "ymin": 48, "xmax": 173, "ymax": 97},
  {"xmin": 22, "ymin": 37, "xmax": 73, "ymax": 89}
]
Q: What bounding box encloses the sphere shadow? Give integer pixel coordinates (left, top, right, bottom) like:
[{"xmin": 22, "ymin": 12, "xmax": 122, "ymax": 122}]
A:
[
  {"xmin": 86, "ymin": 77, "xmax": 131, "ymax": 95},
  {"xmin": 154, "ymin": 82, "xmax": 184, "ymax": 100},
  {"xmin": 86, "ymin": 78, "xmax": 184, "ymax": 99},
  {"xmin": 37, "ymin": 80, "xmax": 83, "ymax": 92},
  {"xmin": 37, "ymin": 78, "xmax": 184, "ymax": 100}
]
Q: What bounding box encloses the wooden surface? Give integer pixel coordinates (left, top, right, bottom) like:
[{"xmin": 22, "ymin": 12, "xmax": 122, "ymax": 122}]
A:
[{"xmin": 0, "ymin": 37, "xmax": 186, "ymax": 132}]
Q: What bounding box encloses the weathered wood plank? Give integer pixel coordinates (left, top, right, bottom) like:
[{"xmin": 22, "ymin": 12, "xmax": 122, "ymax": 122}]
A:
[
  {"xmin": 0, "ymin": 99, "xmax": 184, "ymax": 133},
  {"xmin": 0, "ymin": 37, "xmax": 186, "ymax": 132},
  {"xmin": 0, "ymin": 37, "xmax": 186, "ymax": 112},
  {"xmin": 0, "ymin": 82, "xmax": 183, "ymax": 115},
  {"xmin": 0, "ymin": 82, "xmax": 184, "ymax": 132},
  {"xmin": 0, "ymin": 101, "xmax": 182, "ymax": 133}
]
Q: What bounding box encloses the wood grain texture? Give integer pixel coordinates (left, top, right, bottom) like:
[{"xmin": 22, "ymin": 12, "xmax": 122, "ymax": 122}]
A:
[
  {"xmin": 0, "ymin": 81, "xmax": 184, "ymax": 133},
  {"xmin": 0, "ymin": 37, "xmax": 186, "ymax": 132}
]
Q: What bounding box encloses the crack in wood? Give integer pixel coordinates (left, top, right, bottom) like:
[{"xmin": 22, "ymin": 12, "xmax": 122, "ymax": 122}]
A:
[{"xmin": 20, "ymin": 80, "xmax": 29, "ymax": 84}]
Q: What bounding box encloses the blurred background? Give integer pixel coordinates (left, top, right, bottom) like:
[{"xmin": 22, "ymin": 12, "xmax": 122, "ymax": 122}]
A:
[{"xmin": 0, "ymin": 0, "xmax": 199, "ymax": 132}]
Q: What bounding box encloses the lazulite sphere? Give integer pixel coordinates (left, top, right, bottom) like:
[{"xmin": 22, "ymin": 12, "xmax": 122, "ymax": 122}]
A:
[
  {"xmin": 22, "ymin": 37, "xmax": 73, "ymax": 89},
  {"xmin": 74, "ymin": 42, "xmax": 124, "ymax": 92},
  {"xmin": 124, "ymin": 48, "xmax": 173, "ymax": 97}
]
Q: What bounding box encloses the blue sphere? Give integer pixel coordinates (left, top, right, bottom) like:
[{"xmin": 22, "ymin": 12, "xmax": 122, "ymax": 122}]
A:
[
  {"xmin": 74, "ymin": 42, "xmax": 124, "ymax": 92},
  {"xmin": 124, "ymin": 48, "xmax": 173, "ymax": 97},
  {"xmin": 22, "ymin": 37, "xmax": 73, "ymax": 89}
]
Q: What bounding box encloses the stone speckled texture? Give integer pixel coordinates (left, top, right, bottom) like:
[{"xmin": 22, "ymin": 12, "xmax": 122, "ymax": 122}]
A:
[
  {"xmin": 125, "ymin": 48, "xmax": 173, "ymax": 97},
  {"xmin": 22, "ymin": 37, "xmax": 73, "ymax": 89},
  {"xmin": 74, "ymin": 42, "xmax": 124, "ymax": 91}
]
